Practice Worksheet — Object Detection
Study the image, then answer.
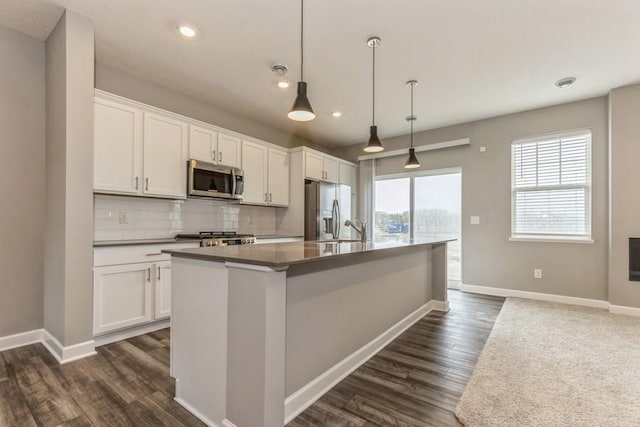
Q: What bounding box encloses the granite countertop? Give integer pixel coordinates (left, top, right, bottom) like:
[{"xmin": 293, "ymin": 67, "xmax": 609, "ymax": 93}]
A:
[{"xmin": 164, "ymin": 238, "xmax": 454, "ymax": 268}]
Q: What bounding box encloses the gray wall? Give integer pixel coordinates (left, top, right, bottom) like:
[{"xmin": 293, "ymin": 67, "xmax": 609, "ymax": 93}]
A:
[
  {"xmin": 44, "ymin": 10, "xmax": 95, "ymax": 346},
  {"xmin": 95, "ymin": 62, "xmax": 328, "ymax": 152},
  {"xmin": 609, "ymin": 84, "xmax": 640, "ymax": 308},
  {"xmin": 335, "ymin": 97, "xmax": 609, "ymax": 301},
  {"xmin": 0, "ymin": 25, "xmax": 46, "ymax": 337}
]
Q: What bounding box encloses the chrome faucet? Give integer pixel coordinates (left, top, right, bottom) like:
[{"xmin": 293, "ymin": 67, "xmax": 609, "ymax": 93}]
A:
[{"xmin": 345, "ymin": 219, "xmax": 367, "ymax": 242}]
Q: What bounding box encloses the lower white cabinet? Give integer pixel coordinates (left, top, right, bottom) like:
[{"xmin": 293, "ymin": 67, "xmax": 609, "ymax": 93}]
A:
[
  {"xmin": 93, "ymin": 262, "xmax": 154, "ymax": 335},
  {"xmin": 93, "ymin": 242, "xmax": 198, "ymax": 336}
]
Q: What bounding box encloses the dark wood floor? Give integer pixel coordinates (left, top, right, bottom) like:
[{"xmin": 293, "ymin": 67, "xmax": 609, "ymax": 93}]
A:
[
  {"xmin": 288, "ymin": 290, "xmax": 505, "ymax": 426},
  {"xmin": 0, "ymin": 291, "xmax": 503, "ymax": 427}
]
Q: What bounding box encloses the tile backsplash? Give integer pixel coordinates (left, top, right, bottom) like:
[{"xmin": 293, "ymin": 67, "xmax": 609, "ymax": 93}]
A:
[{"xmin": 94, "ymin": 195, "xmax": 277, "ymax": 241}]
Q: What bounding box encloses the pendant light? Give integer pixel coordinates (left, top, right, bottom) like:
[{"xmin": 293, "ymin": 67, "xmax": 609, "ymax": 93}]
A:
[
  {"xmin": 364, "ymin": 36, "xmax": 384, "ymax": 153},
  {"xmin": 288, "ymin": 0, "xmax": 315, "ymax": 121},
  {"xmin": 404, "ymin": 80, "xmax": 420, "ymax": 169}
]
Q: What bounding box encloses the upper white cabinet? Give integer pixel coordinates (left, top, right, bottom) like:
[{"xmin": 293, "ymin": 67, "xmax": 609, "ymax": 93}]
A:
[
  {"xmin": 217, "ymin": 133, "xmax": 242, "ymax": 168},
  {"xmin": 241, "ymin": 141, "xmax": 268, "ymax": 205},
  {"xmin": 304, "ymin": 150, "xmax": 339, "ymax": 183},
  {"xmin": 267, "ymin": 147, "xmax": 290, "ymax": 206},
  {"xmin": 94, "ymin": 92, "xmax": 188, "ymax": 199},
  {"xmin": 339, "ymin": 162, "xmax": 356, "ymax": 188},
  {"xmin": 94, "ymin": 98, "xmax": 143, "ymax": 194},
  {"xmin": 143, "ymin": 112, "xmax": 188, "ymax": 198},
  {"xmin": 189, "ymin": 125, "xmax": 218, "ymax": 163},
  {"xmin": 241, "ymin": 141, "xmax": 289, "ymax": 207}
]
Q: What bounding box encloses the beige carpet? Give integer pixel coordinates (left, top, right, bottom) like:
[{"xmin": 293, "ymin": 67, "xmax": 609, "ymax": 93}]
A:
[{"xmin": 456, "ymin": 298, "xmax": 640, "ymax": 426}]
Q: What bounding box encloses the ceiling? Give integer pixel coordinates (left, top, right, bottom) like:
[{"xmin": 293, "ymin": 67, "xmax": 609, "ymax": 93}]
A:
[{"xmin": 1, "ymin": 0, "xmax": 640, "ymax": 148}]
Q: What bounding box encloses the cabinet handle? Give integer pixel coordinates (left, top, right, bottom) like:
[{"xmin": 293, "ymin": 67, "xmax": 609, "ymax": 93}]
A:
[
  {"xmin": 212, "ymin": 150, "xmax": 216, "ymax": 162},
  {"xmin": 264, "ymin": 193, "xmax": 268, "ymax": 202},
  {"xmin": 157, "ymin": 267, "xmax": 161, "ymax": 281},
  {"xmin": 145, "ymin": 177, "xmax": 149, "ymax": 191},
  {"xmin": 146, "ymin": 267, "xmax": 151, "ymax": 282},
  {"xmin": 135, "ymin": 176, "xmax": 139, "ymax": 190},
  {"xmin": 219, "ymin": 151, "xmax": 222, "ymax": 163},
  {"xmin": 269, "ymin": 193, "xmax": 272, "ymax": 202}
]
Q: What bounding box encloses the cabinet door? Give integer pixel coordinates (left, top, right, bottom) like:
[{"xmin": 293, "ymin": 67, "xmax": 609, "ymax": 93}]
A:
[
  {"xmin": 94, "ymin": 98, "xmax": 143, "ymax": 194},
  {"xmin": 241, "ymin": 141, "xmax": 268, "ymax": 205},
  {"xmin": 268, "ymin": 147, "xmax": 289, "ymax": 206},
  {"xmin": 143, "ymin": 112, "xmax": 188, "ymax": 198},
  {"xmin": 217, "ymin": 133, "xmax": 242, "ymax": 168},
  {"xmin": 339, "ymin": 163, "xmax": 356, "ymax": 188},
  {"xmin": 305, "ymin": 151, "xmax": 324, "ymax": 181},
  {"xmin": 155, "ymin": 261, "xmax": 172, "ymax": 320},
  {"xmin": 189, "ymin": 125, "xmax": 217, "ymax": 163},
  {"xmin": 93, "ymin": 263, "xmax": 153, "ymax": 335},
  {"xmin": 324, "ymin": 157, "xmax": 339, "ymax": 183}
]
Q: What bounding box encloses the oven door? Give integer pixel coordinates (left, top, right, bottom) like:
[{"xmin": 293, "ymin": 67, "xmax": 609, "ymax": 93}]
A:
[{"xmin": 188, "ymin": 160, "xmax": 243, "ymax": 200}]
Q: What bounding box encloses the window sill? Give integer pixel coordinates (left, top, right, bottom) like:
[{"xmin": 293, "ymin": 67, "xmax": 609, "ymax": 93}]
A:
[{"xmin": 509, "ymin": 236, "xmax": 594, "ymax": 244}]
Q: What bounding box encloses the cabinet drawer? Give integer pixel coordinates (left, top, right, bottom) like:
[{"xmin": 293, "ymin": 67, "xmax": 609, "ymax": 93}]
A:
[{"xmin": 94, "ymin": 242, "xmax": 199, "ymax": 266}]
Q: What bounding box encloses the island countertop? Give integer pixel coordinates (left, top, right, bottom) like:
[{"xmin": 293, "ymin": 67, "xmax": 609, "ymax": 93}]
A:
[{"xmin": 163, "ymin": 238, "xmax": 453, "ymax": 268}]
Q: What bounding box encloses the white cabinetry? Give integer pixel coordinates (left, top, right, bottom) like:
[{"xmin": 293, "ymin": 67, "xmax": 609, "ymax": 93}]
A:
[
  {"xmin": 189, "ymin": 125, "xmax": 241, "ymax": 168},
  {"xmin": 94, "ymin": 98, "xmax": 143, "ymax": 194},
  {"xmin": 94, "ymin": 92, "xmax": 188, "ymax": 199},
  {"xmin": 339, "ymin": 162, "xmax": 356, "ymax": 188},
  {"xmin": 304, "ymin": 150, "xmax": 339, "ymax": 183},
  {"xmin": 93, "ymin": 243, "xmax": 198, "ymax": 338},
  {"xmin": 241, "ymin": 141, "xmax": 289, "ymax": 206},
  {"xmin": 143, "ymin": 112, "xmax": 188, "ymax": 198}
]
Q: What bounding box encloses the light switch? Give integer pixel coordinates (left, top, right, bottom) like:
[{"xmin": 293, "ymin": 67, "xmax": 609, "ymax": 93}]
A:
[
  {"xmin": 479, "ymin": 146, "xmax": 487, "ymax": 153},
  {"xmin": 470, "ymin": 216, "xmax": 480, "ymax": 225}
]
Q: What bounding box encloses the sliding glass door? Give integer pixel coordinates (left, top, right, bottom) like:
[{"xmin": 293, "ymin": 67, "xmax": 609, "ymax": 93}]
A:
[{"xmin": 374, "ymin": 170, "xmax": 461, "ymax": 286}]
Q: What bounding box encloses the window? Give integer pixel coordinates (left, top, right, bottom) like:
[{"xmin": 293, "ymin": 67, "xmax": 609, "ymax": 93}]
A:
[
  {"xmin": 511, "ymin": 130, "xmax": 592, "ymax": 241},
  {"xmin": 374, "ymin": 170, "xmax": 462, "ymax": 286}
]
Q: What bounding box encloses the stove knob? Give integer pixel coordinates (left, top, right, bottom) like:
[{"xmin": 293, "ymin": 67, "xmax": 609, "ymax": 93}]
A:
[{"xmin": 206, "ymin": 241, "xmax": 213, "ymax": 247}]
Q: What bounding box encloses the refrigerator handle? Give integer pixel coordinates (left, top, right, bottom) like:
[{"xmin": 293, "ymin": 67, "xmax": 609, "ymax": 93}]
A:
[{"xmin": 333, "ymin": 199, "xmax": 341, "ymax": 239}]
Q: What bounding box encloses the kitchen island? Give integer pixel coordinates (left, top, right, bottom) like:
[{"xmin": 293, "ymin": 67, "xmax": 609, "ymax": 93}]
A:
[{"xmin": 164, "ymin": 239, "xmax": 451, "ymax": 427}]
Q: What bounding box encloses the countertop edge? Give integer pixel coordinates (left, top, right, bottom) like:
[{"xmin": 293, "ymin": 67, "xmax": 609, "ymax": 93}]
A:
[{"xmin": 163, "ymin": 239, "xmax": 453, "ymax": 268}]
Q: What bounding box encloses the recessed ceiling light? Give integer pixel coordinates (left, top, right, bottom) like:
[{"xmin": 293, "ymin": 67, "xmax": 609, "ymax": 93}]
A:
[
  {"xmin": 178, "ymin": 25, "xmax": 196, "ymax": 38},
  {"xmin": 332, "ymin": 111, "xmax": 342, "ymax": 118},
  {"xmin": 555, "ymin": 77, "xmax": 576, "ymax": 88},
  {"xmin": 278, "ymin": 81, "xmax": 290, "ymax": 89}
]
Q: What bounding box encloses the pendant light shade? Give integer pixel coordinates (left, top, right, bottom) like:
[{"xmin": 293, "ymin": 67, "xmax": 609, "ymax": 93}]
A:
[
  {"xmin": 405, "ymin": 148, "xmax": 420, "ymax": 168},
  {"xmin": 364, "ymin": 36, "xmax": 384, "ymax": 152},
  {"xmin": 404, "ymin": 80, "xmax": 421, "ymax": 169},
  {"xmin": 365, "ymin": 125, "xmax": 384, "ymax": 153},
  {"xmin": 288, "ymin": 82, "xmax": 315, "ymax": 121},
  {"xmin": 288, "ymin": 0, "xmax": 315, "ymax": 121}
]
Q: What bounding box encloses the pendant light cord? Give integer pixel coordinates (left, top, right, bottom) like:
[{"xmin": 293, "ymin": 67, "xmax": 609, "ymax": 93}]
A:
[
  {"xmin": 372, "ymin": 43, "xmax": 376, "ymax": 125},
  {"xmin": 410, "ymin": 83, "xmax": 414, "ymax": 148},
  {"xmin": 300, "ymin": 0, "xmax": 304, "ymax": 82}
]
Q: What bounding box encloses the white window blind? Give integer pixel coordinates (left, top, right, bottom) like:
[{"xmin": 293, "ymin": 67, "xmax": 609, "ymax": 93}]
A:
[{"xmin": 511, "ymin": 130, "xmax": 591, "ymax": 240}]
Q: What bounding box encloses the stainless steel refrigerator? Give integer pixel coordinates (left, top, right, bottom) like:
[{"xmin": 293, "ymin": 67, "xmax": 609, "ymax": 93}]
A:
[{"xmin": 304, "ymin": 180, "xmax": 352, "ymax": 241}]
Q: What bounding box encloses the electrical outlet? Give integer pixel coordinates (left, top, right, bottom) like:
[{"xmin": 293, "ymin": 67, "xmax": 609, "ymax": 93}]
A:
[
  {"xmin": 534, "ymin": 268, "xmax": 542, "ymax": 279},
  {"xmin": 470, "ymin": 216, "xmax": 480, "ymax": 225},
  {"xmin": 118, "ymin": 212, "xmax": 128, "ymax": 225}
]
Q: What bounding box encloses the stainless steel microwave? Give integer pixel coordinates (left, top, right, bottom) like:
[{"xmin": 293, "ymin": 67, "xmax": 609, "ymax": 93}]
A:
[{"xmin": 187, "ymin": 160, "xmax": 244, "ymax": 200}]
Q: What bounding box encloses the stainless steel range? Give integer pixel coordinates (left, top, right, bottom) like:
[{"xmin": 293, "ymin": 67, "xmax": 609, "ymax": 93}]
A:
[{"xmin": 176, "ymin": 231, "xmax": 256, "ymax": 247}]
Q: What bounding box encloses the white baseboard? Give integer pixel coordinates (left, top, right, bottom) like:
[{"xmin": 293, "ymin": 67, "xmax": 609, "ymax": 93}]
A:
[
  {"xmin": 0, "ymin": 329, "xmax": 95, "ymax": 364},
  {"xmin": 94, "ymin": 319, "xmax": 170, "ymax": 347},
  {"xmin": 460, "ymin": 283, "xmax": 610, "ymax": 309},
  {"xmin": 221, "ymin": 419, "xmax": 237, "ymax": 427},
  {"xmin": 174, "ymin": 397, "xmax": 221, "ymax": 427},
  {"xmin": 609, "ymin": 304, "xmax": 640, "ymax": 317},
  {"xmin": 0, "ymin": 329, "xmax": 44, "ymax": 352},
  {"xmin": 284, "ymin": 300, "xmax": 437, "ymax": 424},
  {"xmin": 41, "ymin": 330, "xmax": 96, "ymax": 364},
  {"xmin": 431, "ymin": 300, "xmax": 450, "ymax": 312},
  {"xmin": 448, "ymin": 281, "xmax": 461, "ymax": 290}
]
